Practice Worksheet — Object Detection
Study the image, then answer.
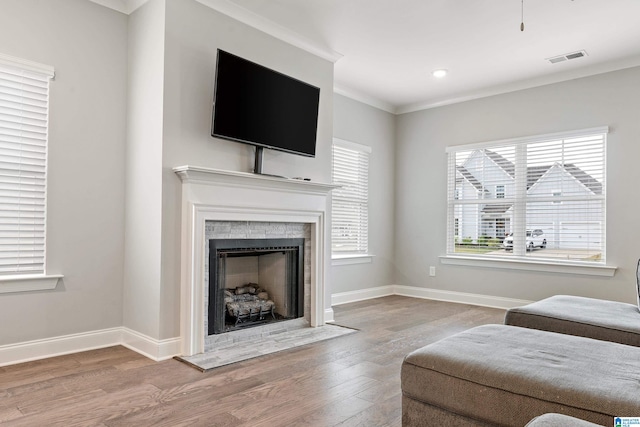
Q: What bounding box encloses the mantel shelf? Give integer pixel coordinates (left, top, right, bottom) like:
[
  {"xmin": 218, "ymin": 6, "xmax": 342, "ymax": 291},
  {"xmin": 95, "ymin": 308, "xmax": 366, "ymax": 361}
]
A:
[{"xmin": 173, "ymin": 165, "xmax": 340, "ymax": 195}]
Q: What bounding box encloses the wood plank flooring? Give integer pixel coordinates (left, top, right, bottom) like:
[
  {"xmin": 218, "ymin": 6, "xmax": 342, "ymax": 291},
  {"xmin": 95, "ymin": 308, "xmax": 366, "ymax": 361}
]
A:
[{"xmin": 0, "ymin": 296, "xmax": 505, "ymax": 426}]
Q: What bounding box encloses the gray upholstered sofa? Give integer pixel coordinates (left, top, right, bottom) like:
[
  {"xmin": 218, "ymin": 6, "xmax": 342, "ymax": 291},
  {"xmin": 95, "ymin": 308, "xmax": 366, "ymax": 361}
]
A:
[
  {"xmin": 401, "ymin": 295, "xmax": 640, "ymax": 427},
  {"xmin": 505, "ymin": 295, "xmax": 640, "ymax": 347}
]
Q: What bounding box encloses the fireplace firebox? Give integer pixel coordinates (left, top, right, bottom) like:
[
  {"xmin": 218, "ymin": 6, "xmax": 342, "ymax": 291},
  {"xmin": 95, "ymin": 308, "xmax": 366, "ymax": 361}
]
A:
[{"xmin": 208, "ymin": 238, "xmax": 304, "ymax": 335}]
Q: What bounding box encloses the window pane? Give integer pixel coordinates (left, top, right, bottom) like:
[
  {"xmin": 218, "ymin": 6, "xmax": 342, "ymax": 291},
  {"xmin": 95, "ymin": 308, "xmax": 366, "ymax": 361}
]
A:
[
  {"xmin": 525, "ymin": 200, "xmax": 604, "ymax": 261},
  {"xmin": 448, "ymin": 129, "xmax": 606, "ymax": 263},
  {"xmin": 527, "ymin": 136, "xmax": 604, "ymax": 199},
  {"xmin": 0, "ymin": 59, "xmax": 51, "ymax": 275},
  {"xmin": 451, "ymin": 146, "xmax": 515, "ymax": 255},
  {"xmin": 332, "ymin": 140, "xmax": 370, "ymax": 254}
]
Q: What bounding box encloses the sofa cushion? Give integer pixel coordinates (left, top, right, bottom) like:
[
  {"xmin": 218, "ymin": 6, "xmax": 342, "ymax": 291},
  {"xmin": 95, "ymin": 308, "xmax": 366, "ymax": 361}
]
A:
[
  {"xmin": 505, "ymin": 295, "xmax": 640, "ymax": 347},
  {"xmin": 402, "ymin": 324, "xmax": 640, "ymax": 426},
  {"xmin": 526, "ymin": 413, "xmax": 603, "ymax": 427}
]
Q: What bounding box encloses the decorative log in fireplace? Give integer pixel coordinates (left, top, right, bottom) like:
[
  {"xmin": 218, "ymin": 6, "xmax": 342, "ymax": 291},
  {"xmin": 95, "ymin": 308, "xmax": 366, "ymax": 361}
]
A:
[
  {"xmin": 208, "ymin": 238, "xmax": 304, "ymax": 335},
  {"xmin": 224, "ymin": 283, "xmax": 275, "ymax": 326}
]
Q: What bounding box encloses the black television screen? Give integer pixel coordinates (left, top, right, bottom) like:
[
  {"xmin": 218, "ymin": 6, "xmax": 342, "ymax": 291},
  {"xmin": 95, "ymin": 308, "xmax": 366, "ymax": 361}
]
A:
[{"xmin": 211, "ymin": 49, "xmax": 320, "ymax": 158}]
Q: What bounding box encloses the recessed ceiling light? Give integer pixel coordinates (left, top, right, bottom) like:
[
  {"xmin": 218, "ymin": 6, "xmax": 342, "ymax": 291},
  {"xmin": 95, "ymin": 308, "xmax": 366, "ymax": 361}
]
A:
[{"xmin": 432, "ymin": 69, "xmax": 448, "ymax": 78}]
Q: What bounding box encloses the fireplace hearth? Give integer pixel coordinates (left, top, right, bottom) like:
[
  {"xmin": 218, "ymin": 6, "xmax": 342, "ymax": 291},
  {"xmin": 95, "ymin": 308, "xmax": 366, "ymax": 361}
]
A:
[{"xmin": 208, "ymin": 238, "xmax": 304, "ymax": 335}]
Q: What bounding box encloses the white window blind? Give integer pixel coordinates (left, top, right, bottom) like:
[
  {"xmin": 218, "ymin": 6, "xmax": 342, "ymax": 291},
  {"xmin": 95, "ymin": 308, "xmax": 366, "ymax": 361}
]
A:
[
  {"xmin": 0, "ymin": 54, "xmax": 54, "ymax": 276},
  {"xmin": 331, "ymin": 138, "xmax": 371, "ymax": 254},
  {"xmin": 447, "ymin": 127, "xmax": 607, "ymax": 264}
]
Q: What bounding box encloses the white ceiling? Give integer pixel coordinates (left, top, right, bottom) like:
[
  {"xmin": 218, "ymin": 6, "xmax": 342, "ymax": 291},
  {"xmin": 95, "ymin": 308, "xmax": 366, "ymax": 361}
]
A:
[
  {"xmin": 93, "ymin": 0, "xmax": 640, "ymax": 114},
  {"xmin": 226, "ymin": 0, "xmax": 640, "ymax": 113}
]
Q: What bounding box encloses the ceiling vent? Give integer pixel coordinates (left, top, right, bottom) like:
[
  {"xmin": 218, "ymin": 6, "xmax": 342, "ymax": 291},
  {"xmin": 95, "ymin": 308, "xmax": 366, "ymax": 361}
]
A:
[{"xmin": 547, "ymin": 50, "xmax": 588, "ymax": 64}]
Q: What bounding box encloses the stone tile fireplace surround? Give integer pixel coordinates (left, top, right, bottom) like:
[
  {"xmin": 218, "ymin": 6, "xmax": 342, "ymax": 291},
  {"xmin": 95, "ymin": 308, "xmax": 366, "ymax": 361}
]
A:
[
  {"xmin": 205, "ymin": 223, "xmax": 310, "ymax": 336},
  {"xmin": 174, "ymin": 166, "xmax": 337, "ymax": 357}
]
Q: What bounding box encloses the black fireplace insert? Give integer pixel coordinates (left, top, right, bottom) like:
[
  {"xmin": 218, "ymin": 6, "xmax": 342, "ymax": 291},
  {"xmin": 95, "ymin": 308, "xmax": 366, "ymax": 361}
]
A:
[{"xmin": 208, "ymin": 238, "xmax": 304, "ymax": 335}]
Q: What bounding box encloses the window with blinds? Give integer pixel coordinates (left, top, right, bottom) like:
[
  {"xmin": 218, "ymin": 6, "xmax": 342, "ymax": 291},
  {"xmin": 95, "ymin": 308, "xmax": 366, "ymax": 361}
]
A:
[
  {"xmin": 447, "ymin": 127, "xmax": 607, "ymax": 263},
  {"xmin": 331, "ymin": 138, "xmax": 371, "ymax": 255},
  {"xmin": 0, "ymin": 55, "xmax": 54, "ymax": 276}
]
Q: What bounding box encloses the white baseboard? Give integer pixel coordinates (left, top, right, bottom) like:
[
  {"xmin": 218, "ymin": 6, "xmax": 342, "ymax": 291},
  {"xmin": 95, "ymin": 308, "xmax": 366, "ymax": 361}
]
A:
[
  {"xmin": 0, "ymin": 327, "xmax": 123, "ymax": 367},
  {"xmin": 0, "ymin": 327, "xmax": 181, "ymax": 368},
  {"xmin": 324, "ymin": 307, "xmax": 335, "ymax": 323},
  {"xmin": 393, "ymin": 285, "xmax": 533, "ymax": 310},
  {"xmin": 332, "ymin": 285, "xmax": 532, "ymax": 310},
  {"xmin": 331, "ymin": 285, "xmax": 394, "ymax": 306},
  {"xmin": 120, "ymin": 328, "xmax": 182, "ymax": 361}
]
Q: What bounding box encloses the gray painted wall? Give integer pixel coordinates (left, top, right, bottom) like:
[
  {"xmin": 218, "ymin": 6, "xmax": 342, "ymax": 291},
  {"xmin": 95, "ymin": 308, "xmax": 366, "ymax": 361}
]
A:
[
  {"xmin": 395, "ymin": 66, "xmax": 640, "ymax": 304},
  {"xmin": 332, "ymin": 94, "xmax": 397, "ymax": 294},
  {"xmin": 123, "ymin": 0, "xmax": 166, "ymax": 339},
  {"xmin": 0, "ymin": 0, "xmax": 127, "ymax": 344}
]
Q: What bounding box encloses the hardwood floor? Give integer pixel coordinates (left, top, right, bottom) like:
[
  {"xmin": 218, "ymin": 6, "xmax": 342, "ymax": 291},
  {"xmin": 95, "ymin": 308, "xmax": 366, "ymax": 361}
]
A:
[{"xmin": 0, "ymin": 296, "xmax": 505, "ymax": 426}]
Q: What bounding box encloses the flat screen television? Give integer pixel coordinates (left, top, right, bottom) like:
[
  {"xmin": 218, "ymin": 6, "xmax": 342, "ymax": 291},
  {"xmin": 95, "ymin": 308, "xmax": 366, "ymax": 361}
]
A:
[{"xmin": 211, "ymin": 49, "xmax": 320, "ymax": 175}]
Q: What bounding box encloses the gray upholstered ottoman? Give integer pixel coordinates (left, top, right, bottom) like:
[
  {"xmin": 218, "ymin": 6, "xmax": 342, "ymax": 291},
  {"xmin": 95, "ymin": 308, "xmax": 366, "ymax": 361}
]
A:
[
  {"xmin": 401, "ymin": 324, "xmax": 640, "ymax": 427},
  {"xmin": 505, "ymin": 295, "xmax": 640, "ymax": 347},
  {"xmin": 525, "ymin": 413, "xmax": 603, "ymax": 427}
]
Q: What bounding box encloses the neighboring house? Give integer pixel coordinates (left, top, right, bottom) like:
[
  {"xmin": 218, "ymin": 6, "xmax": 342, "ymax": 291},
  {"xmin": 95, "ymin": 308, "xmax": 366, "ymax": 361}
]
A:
[
  {"xmin": 455, "ymin": 150, "xmax": 514, "ymax": 243},
  {"xmin": 455, "ymin": 150, "xmax": 603, "ymax": 249}
]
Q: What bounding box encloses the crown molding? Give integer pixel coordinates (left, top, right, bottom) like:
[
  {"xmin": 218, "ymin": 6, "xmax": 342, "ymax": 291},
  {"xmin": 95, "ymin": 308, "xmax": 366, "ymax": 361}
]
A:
[
  {"xmin": 334, "ymin": 85, "xmax": 397, "ymax": 114},
  {"xmin": 88, "ymin": 0, "xmax": 342, "ymax": 63},
  {"xmin": 89, "ymin": 0, "xmax": 148, "ymax": 15},
  {"xmin": 195, "ymin": 0, "xmax": 342, "ymax": 63},
  {"xmin": 398, "ymin": 54, "xmax": 640, "ymax": 115}
]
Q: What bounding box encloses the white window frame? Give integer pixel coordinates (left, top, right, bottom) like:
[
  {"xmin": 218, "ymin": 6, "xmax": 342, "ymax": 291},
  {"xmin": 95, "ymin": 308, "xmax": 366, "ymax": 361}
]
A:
[
  {"xmin": 331, "ymin": 138, "xmax": 372, "ymax": 265},
  {"xmin": 442, "ymin": 127, "xmax": 616, "ymax": 277},
  {"xmin": 0, "ymin": 53, "xmax": 62, "ymax": 293}
]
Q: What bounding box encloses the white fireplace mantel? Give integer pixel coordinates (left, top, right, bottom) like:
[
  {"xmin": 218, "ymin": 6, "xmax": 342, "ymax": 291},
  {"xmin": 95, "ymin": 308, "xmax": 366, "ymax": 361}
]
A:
[
  {"xmin": 173, "ymin": 165, "xmax": 338, "ymax": 195},
  {"xmin": 174, "ymin": 165, "xmax": 338, "ymax": 356}
]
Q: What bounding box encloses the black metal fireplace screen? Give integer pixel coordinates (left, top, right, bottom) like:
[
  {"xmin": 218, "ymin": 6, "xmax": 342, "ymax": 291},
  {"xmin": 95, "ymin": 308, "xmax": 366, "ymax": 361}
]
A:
[{"xmin": 208, "ymin": 238, "xmax": 304, "ymax": 335}]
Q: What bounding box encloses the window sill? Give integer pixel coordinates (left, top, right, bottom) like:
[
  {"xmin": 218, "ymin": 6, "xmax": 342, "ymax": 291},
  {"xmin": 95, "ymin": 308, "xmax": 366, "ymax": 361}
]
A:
[
  {"xmin": 332, "ymin": 254, "xmax": 374, "ymax": 266},
  {"xmin": 439, "ymin": 255, "xmax": 616, "ymax": 277},
  {"xmin": 0, "ymin": 274, "xmax": 63, "ymax": 294}
]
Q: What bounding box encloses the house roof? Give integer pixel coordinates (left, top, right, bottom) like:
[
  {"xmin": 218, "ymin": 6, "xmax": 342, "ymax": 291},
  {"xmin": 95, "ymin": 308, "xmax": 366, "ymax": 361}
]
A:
[
  {"xmin": 485, "ymin": 150, "xmax": 515, "ymax": 178},
  {"xmin": 482, "ymin": 204, "xmax": 512, "ymax": 214},
  {"xmin": 456, "ymin": 166, "xmax": 485, "ymax": 192},
  {"xmin": 483, "ymin": 150, "xmax": 602, "ymax": 195},
  {"xmin": 526, "ymin": 165, "xmax": 551, "ymax": 191},
  {"xmin": 563, "ymin": 163, "xmax": 603, "ymax": 195}
]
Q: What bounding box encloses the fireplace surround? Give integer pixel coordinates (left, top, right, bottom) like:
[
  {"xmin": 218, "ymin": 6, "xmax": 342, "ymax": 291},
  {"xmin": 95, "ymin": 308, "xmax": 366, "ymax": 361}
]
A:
[{"xmin": 174, "ymin": 166, "xmax": 338, "ymax": 356}]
